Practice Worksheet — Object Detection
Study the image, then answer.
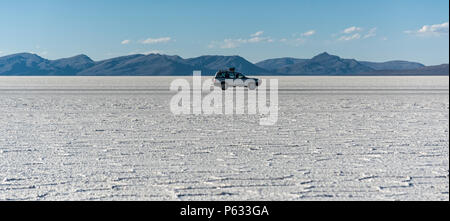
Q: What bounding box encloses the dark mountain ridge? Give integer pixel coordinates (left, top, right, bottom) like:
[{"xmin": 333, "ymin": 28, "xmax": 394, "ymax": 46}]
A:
[{"xmin": 0, "ymin": 52, "xmax": 447, "ymax": 76}]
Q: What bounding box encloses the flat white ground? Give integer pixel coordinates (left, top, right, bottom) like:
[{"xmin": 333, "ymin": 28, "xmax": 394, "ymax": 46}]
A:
[{"xmin": 0, "ymin": 76, "xmax": 448, "ymax": 200}]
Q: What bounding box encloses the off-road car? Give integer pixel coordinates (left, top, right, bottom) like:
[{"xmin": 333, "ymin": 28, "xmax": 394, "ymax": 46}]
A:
[{"xmin": 213, "ymin": 68, "xmax": 261, "ymax": 90}]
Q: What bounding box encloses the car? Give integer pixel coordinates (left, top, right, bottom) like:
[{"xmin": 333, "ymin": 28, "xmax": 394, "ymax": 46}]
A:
[{"xmin": 213, "ymin": 68, "xmax": 261, "ymax": 90}]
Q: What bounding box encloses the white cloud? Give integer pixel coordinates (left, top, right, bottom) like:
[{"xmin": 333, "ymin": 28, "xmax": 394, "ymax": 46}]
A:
[
  {"xmin": 363, "ymin": 27, "xmax": 377, "ymax": 39},
  {"xmin": 251, "ymin": 31, "xmax": 264, "ymax": 37},
  {"xmin": 248, "ymin": 37, "xmax": 261, "ymax": 43},
  {"xmin": 128, "ymin": 49, "xmax": 163, "ymax": 55},
  {"xmin": 248, "ymin": 36, "xmax": 273, "ymax": 43},
  {"xmin": 301, "ymin": 30, "xmax": 316, "ymax": 37},
  {"xmin": 144, "ymin": 50, "xmax": 162, "ymax": 55},
  {"xmin": 339, "ymin": 33, "xmax": 361, "ymax": 41},
  {"xmin": 293, "ymin": 38, "xmax": 306, "ymax": 46},
  {"xmin": 418, "ymin": 22, "xmax": 448, "ymax": 34},
  {"xmin": 209, "ymin": 32, "xmax": 273, "ymax": 49},
  {"xmin": 221, "ymin": 39, "xmax": 245, "ymax": 49},
  {"xmin": 278, "ymin": 30, "xmax": 314, "ymax": 46},
  {"xmin": 336, "ymin": 26, "xmax": 376, "ymax": 41},
  {"xmin": 141, "ymin": 37, "xmax": 172, "ymax": 44},
  {"xmin": 405, "ymin": 21, "xmax": 449, "ymax": 36},
  {"xmin": 343, "ymin": 26, "xmax": 362, "ymax": 34},
  {"xmin": 121, "ymin": 39, "xmax": 131, "ymax": 44}
]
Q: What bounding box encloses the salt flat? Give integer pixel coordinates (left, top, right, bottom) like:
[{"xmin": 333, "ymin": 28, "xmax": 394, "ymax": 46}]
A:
[{"xmin": 0, "ymin": 76, "xmax": 448, "ymax": 200}]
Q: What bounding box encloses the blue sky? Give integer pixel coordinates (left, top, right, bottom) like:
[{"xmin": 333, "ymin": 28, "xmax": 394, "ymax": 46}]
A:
[{"xmin": 0, "ymin": 0, "xmax": 448, "ymax": 65}]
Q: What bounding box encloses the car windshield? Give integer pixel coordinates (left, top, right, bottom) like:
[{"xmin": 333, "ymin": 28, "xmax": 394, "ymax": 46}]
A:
[
  {"xmin": 216, "ymin": 71, "xmax": 246, "ymax": 79},
  {"xmin": 236, "ymin": 73, "xmax": 245, "ymax": 79}
]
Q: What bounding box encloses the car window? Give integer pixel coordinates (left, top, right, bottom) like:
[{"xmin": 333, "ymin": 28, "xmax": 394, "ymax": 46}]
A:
[{"xmin": 216, "ymin": 72, "xmax": 225, "ymax": 78}]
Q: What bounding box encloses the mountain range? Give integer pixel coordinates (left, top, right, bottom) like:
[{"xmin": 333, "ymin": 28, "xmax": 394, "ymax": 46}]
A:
[{"xmin": 0, "ymin": 52, "xmax": 448, "ymax": 76}]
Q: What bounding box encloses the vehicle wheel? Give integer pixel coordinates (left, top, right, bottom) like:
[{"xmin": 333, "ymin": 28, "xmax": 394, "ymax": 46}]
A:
[
  {"xmin": 248, "ymin": 82, "xmax": 256, "ymax": 90},
  {"xmin": 221, "ymin": 82, "xmax": 228, "ymax": 90}
]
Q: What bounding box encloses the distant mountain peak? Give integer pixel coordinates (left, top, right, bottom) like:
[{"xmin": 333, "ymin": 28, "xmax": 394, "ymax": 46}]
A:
[
  {"xmin": 312, "ymin": 52, "xmax": 337, "ymax": 60},
  {"xmin": 3, "ymin": 52, "xmax": 43, "ymax": 59},
  {"xmin": 145, "ymin": 53, "xmax": 161, "ymax": 57},
  {"xmin": 73, "ymin": 54, "xmax": 91, "ymax": 59},
  {"xmin": 59, "ymin": 54, "xmax": 94, "ymax": 63}
]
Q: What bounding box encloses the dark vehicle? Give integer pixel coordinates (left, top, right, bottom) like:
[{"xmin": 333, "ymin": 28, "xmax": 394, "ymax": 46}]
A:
[{"xmin": 213, "ymin": 67, "xmax": 261, "ymax": 90}]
